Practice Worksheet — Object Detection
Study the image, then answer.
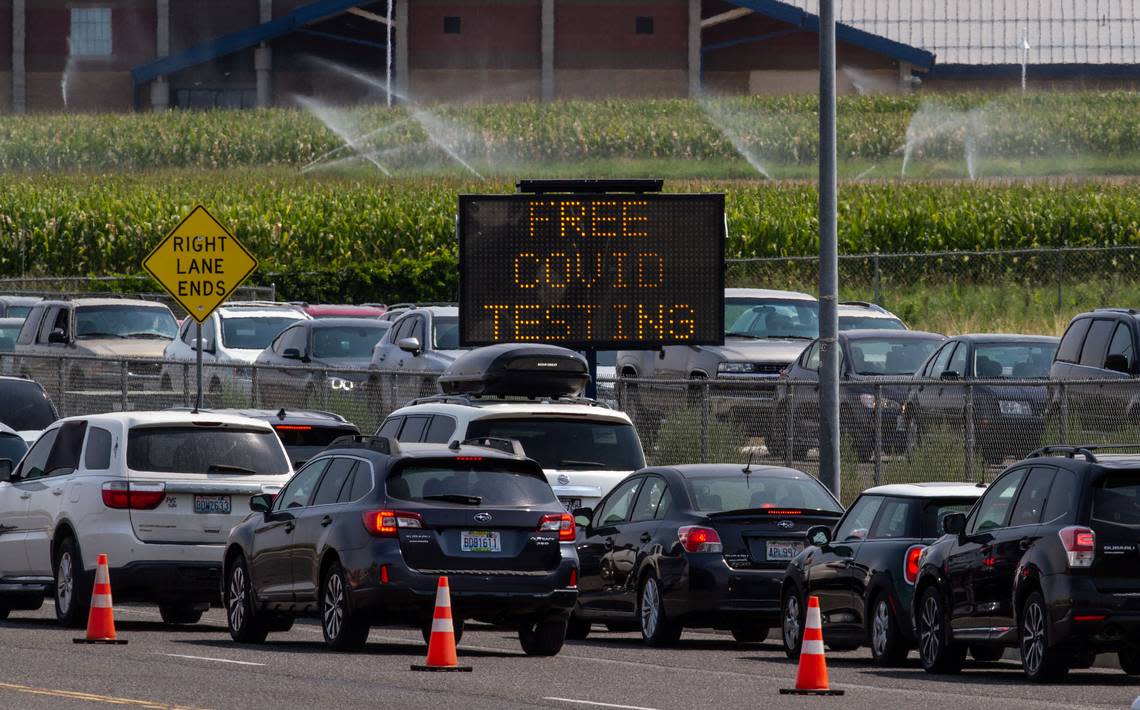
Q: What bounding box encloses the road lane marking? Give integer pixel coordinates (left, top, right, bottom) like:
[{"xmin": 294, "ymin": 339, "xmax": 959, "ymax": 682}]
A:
[
  {"xmin": 161, "ymin": 653, "xmax": 266, "ymax": 667},
  {"xmin": 545, "ymin": 698, "xmax": 660, "ymax": 710},
  {"xmin": 0, "ymin": 681, "xmax": 205, "ymax": 709}
]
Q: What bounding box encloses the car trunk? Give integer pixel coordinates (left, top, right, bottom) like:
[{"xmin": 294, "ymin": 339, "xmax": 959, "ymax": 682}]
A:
[
  {"xmin": 1087, "ymin": 469, "xmax": 1140, "ymax": 593},
  {"xmin": 709, "ymin": 508, "xmax": 843, "ymax": 570}
]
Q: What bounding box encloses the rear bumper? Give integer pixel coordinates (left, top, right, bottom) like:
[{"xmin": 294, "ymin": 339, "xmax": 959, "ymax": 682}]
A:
[
  {"xmin": 110, "ymin": 561, "xmax": 221, "ymax": 604},
  {"xmin": 1044, "ymin": 574, "xmax": 1140, "ymax": 649},
  {"xmin": 663, "ymin": 555, "xmax": 784, "ymax": 628}
]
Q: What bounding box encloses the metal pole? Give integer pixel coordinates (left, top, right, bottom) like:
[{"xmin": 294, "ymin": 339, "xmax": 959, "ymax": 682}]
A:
[
  {"xmin": 585, "ymin": 349, "xmax": 598, "ymax": 400},
  {"xmin": 119, "ymin": 360, "xmax": 128, "ymax": 412},
  {"xmin": 818, "ymin": 0, "xmax": 841, "ymax": 497},
  {"xmin": 784, "ymin": 383, "xmax": 794, "ymax": 469},
  {"xmin": 873, "ymin": 383, "xmax": 882, "ymax": 486},
  {"xmin": 385, "ymin": 0, "xmax": 393, "ymax": 106},
  {"xmin": 700, "ymin": 379, "xmax": 711, "ymax": 464},
  {"xmin": 1056, "ymin": 250, "xmax": 1064, "ymax": 313},
  {"xmin": 1058, "ymin": 382, "xmax": 1070, "ymax": 444},
  {"xmin": 194, "ymin": 321, "xmax": 203, "ymax": 412},
  {"xmin": 872, "ymin": 253, "xmax": 881, "ymax": 306},
  {"xmin": 964, "ymin": 383, "xmax": 975, "ymax": 482}
]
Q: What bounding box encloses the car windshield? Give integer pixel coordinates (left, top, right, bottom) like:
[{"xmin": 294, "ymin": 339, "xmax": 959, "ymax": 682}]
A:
[
  {"xmin": 1092, "ymin": 471, "xmax": 1140, "ymax": 528},
  {"xmin": 0, "ymin": 324, "xmax": 20, "ymax": 352},
  {"xmin": 0, "ymin": 381, "xmax": 57, "ymax": 430},
  {"xmin": 220, "ymin": 316, "xmax": 300, "ymax": 350},
  {"xmin": 76, "ymin": 305, "xmax": 177, "ymax": 340},
  {"xmin": 273, "ymin": 423, "xmax": 359, "ymax": 466},
  {"xmin": 433, "ymin": 316, "xmax": 460, "ymax": 350},
  {"xmin": 386, "ymin": 462, "xmax": 557, "ymax": 506},
  {"xmin": 127, "ymin": 426, "xmax": 290, "ymax": 475},
  {"xmin": 313, "ymin": 325, "xmax": 388, "ymax": 359},
  {"xmin": 921, "ymin": 499, "xmax": 977, "ymax": 537},
  {"xmin": 6, "ymin": 306, "xmax": 31, "ymax": 319},
  {"xmin": 973, "ymin": 342, "xmax": 1058, "ymax": 378},
  {"xmin": 465, "ymin": 418, "xmax": 645, "ymax": 471},
  {"xmin": 726, "ymin": 299, "xmax": 819, "ymax": 339},
  {"xmin": 848, "ymin": 337, "xmax": 942, "ymax": 375},
  {"xmin": 0, "ymin": 432, "xmax": 28, "ymax": 465},
  {"xmin": 839, "ymin": 316, "xmax": 906, "ymax": 331},
  {"xmin": 685, "ymin": 475, "xmax": 841, "ymax": 513}
]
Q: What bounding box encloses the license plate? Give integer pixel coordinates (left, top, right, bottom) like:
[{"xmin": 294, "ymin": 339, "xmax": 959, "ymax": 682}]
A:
[
  {"xmin": 766, "ymin": 540, "xmax": 803, "ymax": 561},
  {"xmin": 460, "ymin": 530, "xmax": 501, "ymax": 553},
  {"xmin": 194, "ymin": 495, "xmax": 231, "ymax": 515},
  {"xmin": 561, "ymin": 498, "xmax": 582, "ymax": 513}
]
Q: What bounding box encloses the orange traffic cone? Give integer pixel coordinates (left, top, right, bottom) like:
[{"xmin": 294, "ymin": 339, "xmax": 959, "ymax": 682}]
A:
[
  {"xmin": 411, "ymin": 576, "xmax": 470, "ymax": 672},
  {"xmin": 780, "ymin": 595, "xmax": 842, "ymax": 696},
  {"xmin": 73, "ymin": 554, "xmax": 127, "ymax": 645}
]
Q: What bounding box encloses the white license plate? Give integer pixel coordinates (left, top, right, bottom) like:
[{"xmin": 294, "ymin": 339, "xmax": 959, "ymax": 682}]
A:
[
  {"xmin": 194, "ymin": 495, "xmax": 231, "ymax": 514},
  {"xmin": 766, "ymin": 540, "xmax": 803, "ymax": 561},
  {"xmin": 461, "ymin": 530, "xmax": 501, "ymax": 553},
  {"xmin": 561, "ymin": 498, "xmax": 582, "ymax": 513}
]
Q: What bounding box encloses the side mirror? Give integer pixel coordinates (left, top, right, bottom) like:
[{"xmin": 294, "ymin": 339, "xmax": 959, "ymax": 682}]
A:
[
  {"xmin": 657, "ymin": 349, "xmax": 666, "ymax": 360},
  {"xmin": 1105, "ymin": 354, "xmax": 1130, "ymax": 374},
  {"xmin": 191, "ymin": 337, "xmax": 214, "ymax": 353},
  {"xmin": 0, "ymin": 459, "xmax": 12, "ymax": 482},
  {"xmin": 806, "ymin": 524, "xmax": 831, "ymax": 548},
  {"xmin": 48, "ymin": 328, "xmax": 67, "ymax": 344},
  {"xmin": 573, "ymin": 507, "xmax": 593, "ymax": 528},
  {"xmin": 249, "ymin": 493, "xmax": 274, "ymax": 514},
  {"xmin": 942, "ymin": 512, "xmax": 967, "ymax": 537},
  {"xmin": 282, "ymin": 348, "xmax": 303, "ymax": 360},
  {"xmin": 939, "ymin": 370, "xmax": 960, "ymax": 381},
  {"xmin": 397, "ymin": 337, "xmax": 422, "ymax": 354}
]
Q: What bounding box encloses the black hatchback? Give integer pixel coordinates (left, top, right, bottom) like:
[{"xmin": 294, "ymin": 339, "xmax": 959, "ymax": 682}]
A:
[
  {"xmin": 571, "ymin": 464, "xmax": 842, "ymax": 645},
  {"xmin": 223, "ymin": 436, "xmax": 579, "ymax": 655}
]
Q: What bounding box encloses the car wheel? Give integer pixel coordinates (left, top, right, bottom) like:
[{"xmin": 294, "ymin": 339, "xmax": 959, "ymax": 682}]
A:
[
  {"xmin": 1020, "ymin": 591, "xmax": 1069, "ymax": 682},
  {"xmin": 916, "ymin": 586, "xmax": 965, "ymax": 674},
  {"xmin": 421, "ymin": 616, "xmax": 465, "ymax": 646},
  {"xmin": 519, "ymin": 616, "xmax": 568, "ymax": 656},
  {"xmin": 566, "ymin": 612, "xmax": 591, "ymax": 641},
  {"xmin": 225, "ymin": 555, "xmax": 269, "ymax": 644},
  {"xmin": 731, "ymin": 625, "xmax": 769, "ymax": 643},
  {"xmin": 970, "ymin": 644, "xmax": 1006, "ymax": 663},
  {"xmin": 159, "ymin": 602, "xmax": 204, "ymax": 625},
  {"xmin": 781, "ymin": 589, "xmax": 805, "ymax": 659},
  {"xmin": 321, "ymin": 561, "xmax": 369, "ymax": 651},
  {"xmin": 1119, "ymin": 646, "xmax": 1140, "ymax": 675},
  {"xmin": 639, "ymin": 575, "xmax": 682, "ymax": 647},
  {"xmin": 54, "ymin": 537, "xmax": 89, "ymax": 628},
  {"xmin": 869, "ymin": 595, "xmax": 907, "ymax": 666}
]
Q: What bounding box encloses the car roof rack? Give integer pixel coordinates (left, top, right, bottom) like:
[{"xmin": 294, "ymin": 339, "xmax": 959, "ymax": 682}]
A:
[
  {"xmin": 405, "ymin": 393, "xmax": 609, "ymax": 409},
  {"xmin": 840, "ymin": 300, "xmax": 888, "ymax": 314},
  {"xmin": 327, "ymin": 435, "xmax": 399, "ymax": 455},
  {"xmin": 385, "ymin": 302, "xmax": 457, "ymax": 311},
  {"xmin": 457, "ymin": 436, "xmax": 527, "ymax": 457},
  {"xmin": 1030, "ymin": 443, "xmax": 1140, "ymax": 463}
]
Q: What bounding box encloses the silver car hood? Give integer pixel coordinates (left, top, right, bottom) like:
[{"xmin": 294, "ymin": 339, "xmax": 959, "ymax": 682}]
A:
[{"xmin": 711, "ymin": 338, "xmax": 810, "ymax": 363}]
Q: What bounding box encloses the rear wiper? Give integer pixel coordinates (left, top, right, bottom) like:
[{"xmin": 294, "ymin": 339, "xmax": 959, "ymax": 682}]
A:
[
  {"xmin": 559, "ymin": 460, "xmax": 608, "ymax": 469},
  {"xmin": 207, "ymin": 463, "xmax": 257, "ymax": 475},
  {"xmin": 423, "ymin": 493, "xmax": 482, "ymax": 505}
]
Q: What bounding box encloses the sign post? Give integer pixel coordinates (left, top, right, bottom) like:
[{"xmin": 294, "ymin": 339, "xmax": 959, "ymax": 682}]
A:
[{"xmin": 143, "ymin": 206, "xmax": 259, "ymax": 411}]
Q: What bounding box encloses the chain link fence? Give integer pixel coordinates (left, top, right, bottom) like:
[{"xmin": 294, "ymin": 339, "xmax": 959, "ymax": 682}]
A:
[{"xmin": 10, "ymin": 352, "xmax": 1140, "ymax": 504}]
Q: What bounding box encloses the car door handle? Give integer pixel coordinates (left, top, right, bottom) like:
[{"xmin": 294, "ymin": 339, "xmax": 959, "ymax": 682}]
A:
[
  {"xmin": 51, "ymin": 489, "xmax": 63, "ymax": 496},
  {"xmin": 284, "ymin": 522, "xmax": 295, "ymax": 533},
  {"xmin": 1019, "ymin": 538, "xmax": 1032, "ymax": 551},
  {"xmin": 320, "ymin": 516, "xmax": 333, "ymax": 528},
  {"xmin": 18, "ymin": 493, "xmax": 30, "ymax": 500},
  {"xmin": 640, "ymin": 532, "xmax": 652, "ymax": 544}
]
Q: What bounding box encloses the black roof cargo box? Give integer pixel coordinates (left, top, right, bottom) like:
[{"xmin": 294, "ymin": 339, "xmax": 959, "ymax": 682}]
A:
[{"xmin": 438, "ymin": 343, "xmax": 589, "ymax": 398}]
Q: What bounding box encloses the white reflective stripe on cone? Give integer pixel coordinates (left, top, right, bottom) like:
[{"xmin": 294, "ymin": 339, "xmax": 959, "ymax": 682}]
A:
[
  {"xmin": 801, "ymin": 639, "xmax": 826, "ymax": 656},
  {"xmin": 434, "ymin": 585, "xmax": 451, "ymax": 608},
  {"xmin": 95, "ymin": 565, "xmax": 109, "ymax": 586},
  {"xmin": 431, "ymin": 617, "xmax": 454, "ymax": 634},
  {"xmin": 805, "ymin": 605, "xmax": 822, "ymax": 629},
  {"xmin": 91, "ymin": 594, "xmax": 113, "ymax": 609}
]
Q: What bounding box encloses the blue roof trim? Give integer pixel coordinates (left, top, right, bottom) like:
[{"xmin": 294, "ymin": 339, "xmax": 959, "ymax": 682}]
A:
[
  {"xmin": 718, "ymin": 0, "xmax": 935, "ymax": 70},
  {"xmin": 930, "ymin": 63, "xmax": 1140, "ymax": 78},
  {"xmin": 132, "ymin": 0, "xmax": 369, "ymax": 85}
]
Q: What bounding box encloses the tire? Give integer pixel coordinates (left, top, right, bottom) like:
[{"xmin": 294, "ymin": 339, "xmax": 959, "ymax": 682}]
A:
[
  {"xmin": 970, "ymin": 644, "xmax": 1006, "ymax": 663},
  {"xmin": 638, "ymin": 575, "xmax": 682, "ymax": 647},
  {"xmin": 731, "ymin": 625, "xmax": 769, "ymax": 643},
  {"xmin": 1019, "ymin": 592, "xmax": 1069, "ymax": 682},
  {"xmin": 159, "ymin": 603, "xmax": 204, "ymax": 625},
  {"xmin": 321, "ymin": 561, "xmax": 369, "ymax": 651},
  {"xmin": 566, "ymin": 613, "xmax": 591, "ymax": 641},
  {"xmin": 53, "ymin": 537, "xmax": 89, "ymax": 629},
  {"xmin": 869, "ymin": 594, "xmax": 908, "ymax": 666},
  {"xmin": 1119, "ymin": 646, "xmax": 1140, "ymax": 675},
  {"xmin": 916, "ymin": 586, "xmax": 965, "ymax": 674},
  {"xmin": 781, "ymin": 588, "xmax": 805, "ymax": 659},
  {"xmin": 0, "ymin": 606, "xmax": 9, "ymax": 620},
  {"xmin": 225, "ymin": 555, "xmax": 269, "ymax": 644},
  {"xmin": 519, "ymin": 616, "xmax": 568, "ymax": 656},
  {"xmin": 421, "ymin": 617, "xmax": 465, "ymax": 646}
]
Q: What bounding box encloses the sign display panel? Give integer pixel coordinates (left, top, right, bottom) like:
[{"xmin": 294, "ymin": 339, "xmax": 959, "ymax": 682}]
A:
[{"xmin": 459, "ymin": 193, "xmax": 725, "ymax": 349}]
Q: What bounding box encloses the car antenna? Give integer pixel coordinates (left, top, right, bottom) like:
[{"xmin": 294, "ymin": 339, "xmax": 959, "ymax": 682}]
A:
[
  {"xmin": 276, "ymin": 408, "xmax": 287, "ymax": 420},
  {"xmin": 448, "ymin": 439, "xmax": 461, "ymax": 451},
  {"xmin": 743, "ymin": 451, "xmax": 754, "ymax": 474}
]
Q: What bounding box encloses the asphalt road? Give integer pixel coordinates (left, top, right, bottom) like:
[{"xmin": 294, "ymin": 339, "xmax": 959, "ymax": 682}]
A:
[{"xmin": 2, "ymin": 604, "xmax": 1138, "ymax": 710}]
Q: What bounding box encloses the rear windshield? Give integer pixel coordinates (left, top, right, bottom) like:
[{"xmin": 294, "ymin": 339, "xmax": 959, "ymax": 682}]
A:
[
  {"xmin": 973, "ymin": 343, "xmax": 1058, "ymax": 379},
  {"xmin": 921, "ymin": 498, "xmax": 977, "ymax": 537},
  {"xmin": 0, "ymin": 381, "xmax": 57, "ymax": 431},
  {"xmin": 313, "ymin": 325, "xmax": 387, "ymax": 359},
  {"xmin": 685, "ymin": 475, "xmax": 842, "ymax": 513},
  {"xmin": 221, "ymin": 316, "xmax": 299, "ymax": 350},
  {"xmin": 127, "ymin": 426, "xmax": 290, "ymax": 475},
  {"xmin": 1092, "ymin": 472, "xmax": 1140, "ymax": 528},
  {"xmin": 273, "ymin": 424, "xmax": 358, "ymax": 448},
  {"xmin": 386, "ymin": 462, "xmax": 556, "ymax": 507},
  {"xmin": 465, "ymin": 418, "xmax": 645, "ymax": 472},
  {"xmin": 839, "ymin": 316, "xmax": 906, "ymax": 331},
  {"xmin": 0, "ymin": 433, "xmax": 28, "ymax": 464},
  {"xmin": 848, "ymin": 337, "xmax": 942, "ymax": 375}
]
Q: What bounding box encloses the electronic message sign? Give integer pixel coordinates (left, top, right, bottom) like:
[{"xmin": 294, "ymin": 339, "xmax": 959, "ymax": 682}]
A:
[{"xmin": 459, "ymin": 192, "xmax": 725, "ymax": 349}]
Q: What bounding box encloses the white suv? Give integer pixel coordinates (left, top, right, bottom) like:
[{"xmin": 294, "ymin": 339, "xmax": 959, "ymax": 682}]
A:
[
  {"xmin": 0, "ymin": 411, "xmax": 294, "ymax": 626},
  {"xmin": 376, "ymin": 397, "xmax": 646, "ymax": 511}
]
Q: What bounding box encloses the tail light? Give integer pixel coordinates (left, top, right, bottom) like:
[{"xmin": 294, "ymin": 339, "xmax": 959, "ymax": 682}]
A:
[
  {"xmin": 101, "ymin": 481, "xmax": 165, "ymax": 510},
  {"xmin": 1058, "ymin": 526, "xmax": 1096, "ymax": 568},
  {"xmin": 569, "ymin": 568, "xmax": 578, "ymax": 588},
  {"xmin": 678, "ymin": 526, "xmax": 722, "ymax": 553},
  {"xmin": 362, "ymin": 510, "xmax": 423, "ymax": 537},
  {"xmin": 539, "ymin": 513, "xmax": 576, "ymax": 542},
  {"xmin": 904, "ymin": 544, "xmax": 925, "ymax": 585}
]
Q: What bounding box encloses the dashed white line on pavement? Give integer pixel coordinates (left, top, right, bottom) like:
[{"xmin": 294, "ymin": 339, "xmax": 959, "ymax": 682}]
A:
[
  {"xmin": 161, "ymin": 654, "xmax": 266, "ymax": 667},
  {"xmin": 544, "ymin": 698, "xmax": 660, "ymax": 710}
]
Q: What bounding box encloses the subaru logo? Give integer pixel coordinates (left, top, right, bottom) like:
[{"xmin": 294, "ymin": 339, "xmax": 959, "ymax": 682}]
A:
[
  {"xmin": 777, "ymin": 520, "xmax": 795, "ymax": 530},
  {"xmin": 474, "ymin": 512, "xmax": 493, "ymax": 523},
  {"xmin": 557, "ymin": 474, "xmax": 570, "ymax": 486}
]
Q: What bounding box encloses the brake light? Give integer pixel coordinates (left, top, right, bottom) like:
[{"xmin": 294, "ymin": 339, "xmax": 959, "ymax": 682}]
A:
[
  {"xmin": 678, "ymin": 526, "xmax": 723, "ymax": 553},
  {"xmin": 101, "ymin": 481, "xmax": 165, "ymax": 510},
  {"xmin": 904, "ymin": 544, "xmax": 924, "ymax": 585},
  {"xmin": 569, "ymin": 568, "xmax": 578, "ymax": 588},
  {"xmin": 539, "ymin": 513, "xmax": 576, "ymax": 542},
  {"xmin": 1058, "ymin": 525, "xmax": 1096, "ymax": 568},
  {"xmin": 455, "ymin": 456, "xmax": 483, "ymax": 462},
  {"xmin": 764, "ymin": 509, "xmax": 803, "ymax": 515},
  {"xmin": 274, "ymin": 425, "xmax": 312, "ymax": 431},
  {"xmin": 362, "ymin": 510, "xmax": 423, "ymax": 537}
]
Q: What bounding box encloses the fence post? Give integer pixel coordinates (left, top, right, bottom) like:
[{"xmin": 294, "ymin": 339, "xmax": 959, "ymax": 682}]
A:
[
  {"xmin": 119, "ymin": 360, "xmax": 128, "ymax": 412},
  {"xmin": 319, "ymin": 369, "xmax": 329, "ymax": 410},
  {"xmin": 57, "ymin": 357, "xmax": 65, "ymax": 417},
  {"xmin": 1056, "ymin": 250, "xmax": 1064, "ymax": 313},
  {"xmin": 700, "ymin": 379, "xmax": 710, "ymax": 464},
  {"xmin": 269, "ymin": 282, "xmax": 277, "ymax": 303},
  {"xmin": 784, "ymin": 384, "xmax": 794, "ymax": 469},
  {"xmin": 872, "ymin": 252, "xmax": 882, "ymax": 306},
  {"xmin": 964, "ymin": 383, "xmax": 975, "ymax": 482},
  {"xmin": 250, "ymin": 365, "xmax": 259, "ymax": 408},
  {"xmin": 873, "ymin": 383, "xmax": 883, "ymax": 486},
  {"xmin": 182, "ymin": 363, "xmax": 190, "ymax": 408},
  {"xmin": 1058, "ymin": 381, "xmax": 1070, "ymax": 444}
]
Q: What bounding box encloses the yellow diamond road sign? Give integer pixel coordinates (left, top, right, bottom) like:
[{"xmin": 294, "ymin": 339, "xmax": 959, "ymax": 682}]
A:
[{"xmin": 143, "ymin": 206, "xmax": 259, "ymax": 324}]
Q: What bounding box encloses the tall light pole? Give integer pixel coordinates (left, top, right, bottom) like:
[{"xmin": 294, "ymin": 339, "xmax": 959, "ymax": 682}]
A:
[{"xmin": 818, "ymin": 0, "xmax": 840, "ymax": 498}]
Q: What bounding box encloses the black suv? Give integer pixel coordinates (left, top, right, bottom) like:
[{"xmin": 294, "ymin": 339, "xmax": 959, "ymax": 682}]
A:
[
  {"xmin": 913, "ymin": 445, "xmax": 1140, "ymax": 681},
  {"xmin": 223, "ymin": 436, "xmax": 578, "ymax": 655}
]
